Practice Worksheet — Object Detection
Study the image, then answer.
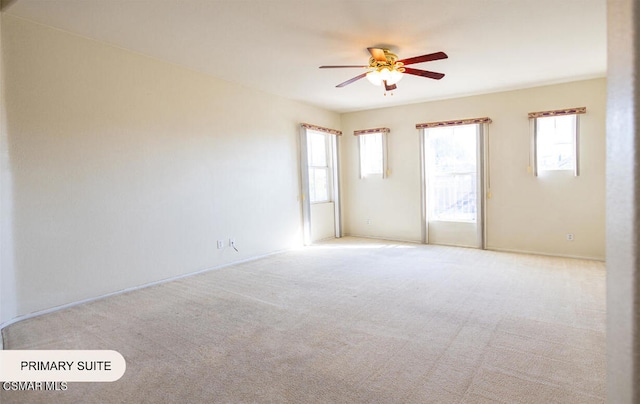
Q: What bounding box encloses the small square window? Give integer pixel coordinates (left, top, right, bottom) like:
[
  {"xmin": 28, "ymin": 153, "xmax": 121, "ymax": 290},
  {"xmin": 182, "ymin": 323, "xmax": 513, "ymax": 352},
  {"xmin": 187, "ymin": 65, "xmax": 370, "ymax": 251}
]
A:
[
  {"xmin": 358, "ymin": 132, "xmax": 387, "ymax": 178},
  {"xmin": 534, "ymin": 114, "xmax": 579, "ymax": 175}
]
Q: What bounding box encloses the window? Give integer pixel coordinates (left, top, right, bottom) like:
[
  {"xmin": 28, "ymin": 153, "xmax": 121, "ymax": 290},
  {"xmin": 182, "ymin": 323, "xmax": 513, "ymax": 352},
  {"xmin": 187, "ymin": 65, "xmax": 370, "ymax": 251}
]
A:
[
  {"xmin": 535, "ymin": 114, "xmax": 577, "ymax": 172},
  {"xmin": 300, "ymin": 122, "xmax": 342, "ymax": 245},
  {"xmin": 530, "ymin": 107, "xmax": 584, "ymax": 176},
  {"xmin": 425, "ymin": 124, "xmax": 478, "ymax": 222},
  {"xmin": 307, "ymin": 131, "xmax": 331, "ymax": 203},
  {"xmin": 355, "ymin": 128, "xmax": 389, "ymax": 178}
]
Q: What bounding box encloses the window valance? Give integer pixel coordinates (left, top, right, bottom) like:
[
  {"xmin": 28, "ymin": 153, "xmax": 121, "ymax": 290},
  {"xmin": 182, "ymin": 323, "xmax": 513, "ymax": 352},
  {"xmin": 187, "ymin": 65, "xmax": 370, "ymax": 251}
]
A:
[
  {"xmin": 301, "ymin": 123, "xmax": 342, "ymax": 136},
  {"xmin": 353, "ymin": 127, "xmax": 390, "ymax": 136},
  {"xmin": 528, "ymin": 107, "xmax": 586, "ymax": 119},
  {"xmin": 416, "ymin": 117, "xmax": 492, "ymax": 129}
]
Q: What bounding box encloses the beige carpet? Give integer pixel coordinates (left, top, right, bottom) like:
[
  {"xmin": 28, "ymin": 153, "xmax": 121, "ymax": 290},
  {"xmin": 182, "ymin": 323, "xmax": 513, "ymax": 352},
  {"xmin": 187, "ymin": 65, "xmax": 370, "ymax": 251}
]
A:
[{"xmin": 1, "ymin": 237, "xmax": 606, "ymax": 403}]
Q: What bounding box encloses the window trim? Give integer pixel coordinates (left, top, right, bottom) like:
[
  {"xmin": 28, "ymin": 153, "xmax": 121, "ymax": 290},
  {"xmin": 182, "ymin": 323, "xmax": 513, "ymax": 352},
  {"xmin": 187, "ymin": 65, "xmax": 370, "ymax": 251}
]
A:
[
  {"xmin": 299, "ymin": 124, "xmax": 342, "ymax": 246},
  {"xmin": 418, "ymin": 121, "xmax": 489, "ymax": 247},
  {"xmin": 423, "ymin": 123, "xmax": 480, "ymax": 223},
  {"xmin": 307, "ymin": 131, "xmax": 333, "ymax": 203},
  {"xmin": 529, "ymin": 107, "xmax": 585, "ymax": 176}
]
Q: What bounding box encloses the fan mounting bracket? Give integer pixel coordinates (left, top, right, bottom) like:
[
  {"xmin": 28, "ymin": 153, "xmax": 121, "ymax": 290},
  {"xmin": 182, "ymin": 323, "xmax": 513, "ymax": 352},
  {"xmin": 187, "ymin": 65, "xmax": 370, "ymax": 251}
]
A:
[{"xmin": 368, "ymin": 48, "xmax": 404, "ymax": 71}]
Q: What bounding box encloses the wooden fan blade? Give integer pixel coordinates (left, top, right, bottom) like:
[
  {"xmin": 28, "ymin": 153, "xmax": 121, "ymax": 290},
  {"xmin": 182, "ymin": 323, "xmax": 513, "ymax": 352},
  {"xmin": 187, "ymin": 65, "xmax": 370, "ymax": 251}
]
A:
[
  {"xmin": 398, "ymin": 51, "xmax": 448, "ymax": 66},
  {"xmin": 319, "ymin": 65, "xmax": 368, "ymax": 68},
  {"xmin": 403, "ymin": 67, "xmax": 445, "ymax": 80},
  {"xmin": 336, "ymin": 72, "xmax": 368, "ymax": 88},
  {"xmin": 368, "ymin": 47, "xmax": 387, "ymax": 63},
  {"xmin": 384, "ymin": 81, "xmax": 397, "ymax": 91}
]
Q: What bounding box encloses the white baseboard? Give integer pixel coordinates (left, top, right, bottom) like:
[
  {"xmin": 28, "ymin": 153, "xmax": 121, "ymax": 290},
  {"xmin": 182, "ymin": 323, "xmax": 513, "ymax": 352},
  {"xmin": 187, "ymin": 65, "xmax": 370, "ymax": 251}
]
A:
[
  {"xmin": 344, "ymin": 233, "xmax": 605, "ymax": 261},
  {"xmin": 0, "ymin": 248, "xmax": 289, "ymax": 350},
  {"xmin": 342, "ymin": 233, "xmax": 422, "ymax": 245},
  {"xmin": 486, "ymin": 246, "xmax": 605, "ymax": 262}
]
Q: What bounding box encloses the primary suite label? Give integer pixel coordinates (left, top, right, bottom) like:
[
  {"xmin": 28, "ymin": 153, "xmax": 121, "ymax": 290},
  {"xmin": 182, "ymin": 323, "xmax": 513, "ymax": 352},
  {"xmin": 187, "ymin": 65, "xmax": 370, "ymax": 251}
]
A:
[{"xmin": 0, "ymin": 350, "xmax": 126, "ymax": 382}]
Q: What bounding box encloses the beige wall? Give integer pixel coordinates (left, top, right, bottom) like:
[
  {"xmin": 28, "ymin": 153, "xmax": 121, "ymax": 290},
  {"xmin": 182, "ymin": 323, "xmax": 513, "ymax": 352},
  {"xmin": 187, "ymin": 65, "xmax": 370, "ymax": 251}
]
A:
[
  {"xmin": 310, "ymin": 202, "xmax": 335, "ymax": 242},
  {"xmin": 0, "ymin": 15, "xmax": 339, "ymax": 323},
  {"xmin": 341, "ymin": 78, "xmax": 606, "ymax": 260},
  {"xmin": 0, "ymin": 14, "xmax": 607, "ymax": 328}
]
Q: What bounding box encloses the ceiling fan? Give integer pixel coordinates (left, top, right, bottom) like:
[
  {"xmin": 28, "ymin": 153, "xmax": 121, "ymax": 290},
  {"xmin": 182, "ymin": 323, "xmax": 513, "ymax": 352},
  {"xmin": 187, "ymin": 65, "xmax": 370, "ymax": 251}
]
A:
[{"xmin": 320, "ymin": 47, "xmax": 448, "ymax": 92}]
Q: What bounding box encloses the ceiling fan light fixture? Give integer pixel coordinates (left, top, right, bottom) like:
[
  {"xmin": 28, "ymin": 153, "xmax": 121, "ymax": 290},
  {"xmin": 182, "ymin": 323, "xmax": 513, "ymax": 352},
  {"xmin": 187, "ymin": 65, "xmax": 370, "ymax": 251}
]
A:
[
  {"xmin": 388, "ymin": 68, "xmax": 403, "ymax": 85},
  {"xmin": 366, "ymin": 69, "xmax": 383, "ymax": 86},
  {"xmin": 380, "ymin": 67, "xmax": 392, "ymax": 82},
  {"xmin": 321, "ymin": 47, "xmax": 447, "ymax": 90},
  {"xmin": 366, "ymin": 66, "xmax": 404, "ymax": 86}
]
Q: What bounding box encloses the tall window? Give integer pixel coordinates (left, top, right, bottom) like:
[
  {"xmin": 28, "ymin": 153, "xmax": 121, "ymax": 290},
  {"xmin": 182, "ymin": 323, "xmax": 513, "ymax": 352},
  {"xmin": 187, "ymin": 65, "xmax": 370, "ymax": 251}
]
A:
[
  {"xmin": 307, "ymin": 131, "xmax": 331, "ymax": 203},
  {"xmin": 530, "ymin": 107, "xmax": 584, "ymax": 176},
  {"xmin": 425, "ymin": 124, "xmax": 478, "ymax": 222},
  {"xmin": 355, "ymin": 128, "xmax": 389, "ymax": 178}
]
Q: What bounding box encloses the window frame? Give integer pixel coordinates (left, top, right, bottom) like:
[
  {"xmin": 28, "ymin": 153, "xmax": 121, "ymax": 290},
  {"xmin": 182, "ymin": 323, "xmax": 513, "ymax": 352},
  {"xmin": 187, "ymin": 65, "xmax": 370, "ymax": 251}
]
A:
[
  {"xmin": 424, "ymin": 123, "xmax": 480, "ymax": 223},
  {"xmin": 529, "ymin": 107, "xmax": 585, "ymax": 177},
  {"xmin": 354, "ymin": 128, "xmax": 389, "ymax": 179},
  {"xmin": 416, "ymin": 117, "xmax": 491, "ymax": 246},
  {"xmin": 306, "ymin": 130, "xmax": 333, "ymax": 204}
]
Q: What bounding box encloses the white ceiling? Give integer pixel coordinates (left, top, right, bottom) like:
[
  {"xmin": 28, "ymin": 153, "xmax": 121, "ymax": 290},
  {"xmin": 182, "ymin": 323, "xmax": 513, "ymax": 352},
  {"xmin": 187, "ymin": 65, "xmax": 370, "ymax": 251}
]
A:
[{"xmin": 4, "ymin": 0, "xmax": 607, "ymax": 113}]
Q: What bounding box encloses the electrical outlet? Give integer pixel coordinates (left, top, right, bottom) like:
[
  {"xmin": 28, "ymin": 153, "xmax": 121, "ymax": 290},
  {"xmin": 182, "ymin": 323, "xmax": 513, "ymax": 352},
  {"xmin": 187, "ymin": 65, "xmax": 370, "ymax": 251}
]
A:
[
  {"xmin": 217, "ymin": 240, "xmax": 224, "ymax": 249},
  {"xmin": 366, "ymin": 219, "xmax": 371, "ymax": 225},
  {"xmin": 566, "ymin": 233, "xmax": 574, "ymax": 241}
]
